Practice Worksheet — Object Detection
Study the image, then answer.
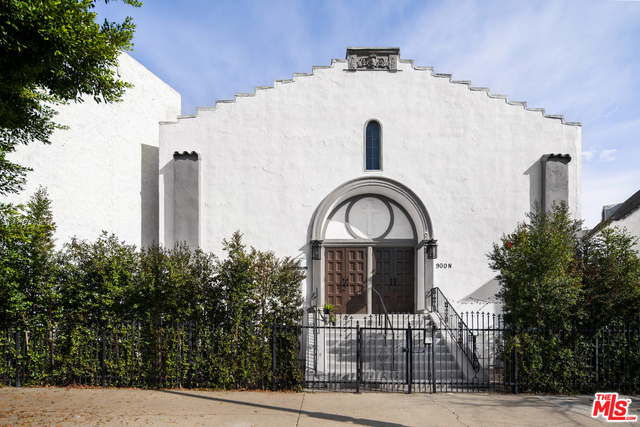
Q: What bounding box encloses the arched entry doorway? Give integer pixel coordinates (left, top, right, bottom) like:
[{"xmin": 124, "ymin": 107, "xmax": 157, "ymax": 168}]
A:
[{"xmin": 309, "ymin": 177, "xmax": 435, "ymax": 314}]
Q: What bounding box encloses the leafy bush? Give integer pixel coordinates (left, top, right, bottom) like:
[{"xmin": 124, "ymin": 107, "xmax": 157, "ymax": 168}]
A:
[
  {"xmin": 488, "ymin": 202, "xmax": 583, "ymax": 329},
  {"xmin": 0, "ymin": 191, "xmax": 305, "ymax": 389},
  {"xmin": 490, "ymin": 202, "xmax": 640, "ymax": 393},
  {"xmin": 581, "ymin": 227, "xmax": 640, "ymax": 326}
]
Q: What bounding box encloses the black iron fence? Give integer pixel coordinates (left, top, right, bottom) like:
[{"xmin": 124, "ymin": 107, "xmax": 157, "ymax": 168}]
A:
[
  {"xmin": 509, "ymin": 320, "xmax": 640, "ymax": 394},
  {"xmin": 427, "ymin": 288, "xmax": 480, "ymax": 373},
  {"xmin": 304, "ymin": 312, "xmax": 499, "ymax": 393},
  {"xmin": 304, "ymin": 312, "xmax": 640, "ymax": 394},
  {"xmin": 2, "ymin": 314, "xmax": 639, "ymax": 394},
  {"xmin": 1, "ymin": 321, "xmax": 301, "ymax": 390}
]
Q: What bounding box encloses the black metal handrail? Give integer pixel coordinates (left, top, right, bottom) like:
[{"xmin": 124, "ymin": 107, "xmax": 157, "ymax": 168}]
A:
[
  {"xmin": 427, "ymin": 287, "xmax": 480, "ymax": 372},
  {"xmin": 371, "ymin": 286, "xmax": 396, "ymax": 370}
]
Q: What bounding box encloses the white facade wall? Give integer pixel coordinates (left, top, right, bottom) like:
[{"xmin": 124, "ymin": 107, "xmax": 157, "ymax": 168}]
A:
[
  {"xmin": 612, "ymin": 210, "xmax": 640, "ymax": 253},
  {"xmin": 5, "ymin": 53, "xmax": 182, "ymax": 247},
  {"xmin": 159, "ymin": 54, "xmax": 582, "ymax": 312}
]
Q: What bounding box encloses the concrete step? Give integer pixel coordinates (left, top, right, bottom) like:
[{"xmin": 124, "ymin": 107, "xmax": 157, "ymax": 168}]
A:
[
  {"xmin": 307, "ymin": 313, "xmax": 477, "ymax": 383},
  {"xmin": 308, "ymin": 369, "xmax": 465, "ymax": 382},
  {"xmin": 322, "ymin": 342, "xmax": 455, "ymax": 356}
]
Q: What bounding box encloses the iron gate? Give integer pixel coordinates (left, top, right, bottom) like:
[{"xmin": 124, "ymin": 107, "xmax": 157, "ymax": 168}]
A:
[{"xmin": 303, "ymin": 313, "xmax": 500, "ymax": 393}]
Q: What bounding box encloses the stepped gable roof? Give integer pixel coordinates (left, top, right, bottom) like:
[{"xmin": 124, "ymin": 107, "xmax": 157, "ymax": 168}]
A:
[{"xmin": 165, "ymin": 47, "xmax": 581, "ymax": 127}]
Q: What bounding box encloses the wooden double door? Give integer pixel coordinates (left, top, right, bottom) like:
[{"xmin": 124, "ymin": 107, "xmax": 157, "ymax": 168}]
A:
[
  {"xmin": 325, "ymin": 247, "xmax": 415, "ymax": 314},
  {"xmin": 325, "ymin": 248, "xmax": 367, "ymax": 314},
  {"xmin": 372, "ymin": 247, "xmax": 415, "ymax": 314}
]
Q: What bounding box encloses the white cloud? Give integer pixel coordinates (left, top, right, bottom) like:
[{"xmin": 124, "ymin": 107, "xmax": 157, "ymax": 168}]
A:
[
  {"xmin": 582, "ymin": 151, "xmax": 595, "ymax": 162},
  {"xmin": 599, "ymin": 149, "xmax": 617, "ymax": 161}
]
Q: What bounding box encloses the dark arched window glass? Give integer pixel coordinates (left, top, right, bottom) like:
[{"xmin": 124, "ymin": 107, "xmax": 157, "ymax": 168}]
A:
[{"xmin": 365, "ymin": 121, "xmax": 381, "ymax": 170}]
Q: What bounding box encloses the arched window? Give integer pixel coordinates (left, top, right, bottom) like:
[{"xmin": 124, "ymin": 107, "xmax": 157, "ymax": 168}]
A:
[{"xmin": 365, "ymin": 121, "xmax": 381, "ymax": 170}]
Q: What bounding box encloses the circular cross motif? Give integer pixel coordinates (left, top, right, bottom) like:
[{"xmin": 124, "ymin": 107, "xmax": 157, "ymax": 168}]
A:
[{"xmin": 346, "ymin": 197, "xmax": 392, "ymax": 239}]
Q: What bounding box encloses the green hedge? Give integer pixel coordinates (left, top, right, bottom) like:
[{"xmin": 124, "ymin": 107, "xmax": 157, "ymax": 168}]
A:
[{"xmin": 0, "ymin": 190, "xmax": 305, "ymax": 389}]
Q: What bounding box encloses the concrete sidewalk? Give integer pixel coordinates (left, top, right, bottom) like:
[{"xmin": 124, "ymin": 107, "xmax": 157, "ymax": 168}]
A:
[{"xmin": 0, "ymin": 388, "xmax": 638, "ymax": 426}]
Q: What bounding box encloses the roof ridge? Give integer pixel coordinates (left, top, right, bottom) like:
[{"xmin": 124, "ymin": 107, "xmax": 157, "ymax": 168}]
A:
[
  {"xmin": 409, "ymin": 63, "xmax": 580, "ymax": 127},
  {"xmin": 164, "ymin": 54, "xmax": 581, "ymax": 127},
  {"xmin": 167, "ymin": 59, "xmax": 344, "ymax": 120}
]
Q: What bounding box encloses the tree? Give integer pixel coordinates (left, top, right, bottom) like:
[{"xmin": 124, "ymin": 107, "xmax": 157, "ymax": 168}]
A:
[
  {"xmin": 0, "ymin": 0, "xmax": 141, "ymax": 195},
  {"xmin": 581, "ymin": 226, "xmax": 640, "ymax": 325},
  {"xmin": 488, "ymin": 205, "xmax": 640, "ymax": 393},
  {"xmin": 489, "ymin": 202, "xmax": 640, "ymax": 329},
  {"xmin": 0, "ymin": 187, "xmax": 57, "ymax": 323},
  {"xmin": 488, "ymin": 202, "xmax": 583, "ymax": 329}
]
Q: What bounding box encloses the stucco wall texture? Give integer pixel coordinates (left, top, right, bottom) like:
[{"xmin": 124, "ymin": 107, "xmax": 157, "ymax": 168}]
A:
[
  {"xmin": 6, "ymin": 53, "xmax": 182, "ymax": 248},
  {"xmin": 159, "ymin": 55, "xmax": 582, "ymax": 310},
  {"xmin": 613, "ymin": 212, "xmax": 640, "ymax": 253}
]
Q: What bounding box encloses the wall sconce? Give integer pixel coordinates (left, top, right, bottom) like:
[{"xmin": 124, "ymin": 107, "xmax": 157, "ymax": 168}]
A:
[
  {"xmin": 426, "ymin": 239, "xmax": 438, "ymax": 259},
  {"xmin": 311, "ymin": 240, "xmax": 323, "ymax": 260}
]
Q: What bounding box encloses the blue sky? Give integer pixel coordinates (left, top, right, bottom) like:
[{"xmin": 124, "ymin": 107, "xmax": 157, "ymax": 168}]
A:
[{"xmin": 95, "ymin": 0, "xmax": 640, "ymax": 228}]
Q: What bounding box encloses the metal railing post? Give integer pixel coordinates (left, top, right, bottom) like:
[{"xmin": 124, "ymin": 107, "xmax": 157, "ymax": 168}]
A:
[
  {"xmin": 188, "ymin": 321, "xmax": 193, "ymax": 390},
  {"xmin": 514, "ymin": 344, "xmax": 518, "ymax": 395},
  {"xmin": 407, "ymin": 322, "xmax": 413, "ymax": 394},
  {"xmin": 101, "ymin": 330, "xmax": 106, "ymax": 388},
  {"xmin": 356, "ymin": 321, "xmax": 361, "ymax": 394},
  {"xmin": 313, "ymin": 310, "xmax": 318, "ymax": 374},
  {"xmin": 15, "ymin": 329, "xmax": 21, "ymax": 388},
  {"xmin": 272, "ymin": 321, "xmax": 277, "ymax": 392},
  {"xmin": 595, "ymin": 335, "xmax": 599, "ymax": 391},
  {"xmin": 431, "ymin": 323, "xmax": 436, "ymax": 394}
]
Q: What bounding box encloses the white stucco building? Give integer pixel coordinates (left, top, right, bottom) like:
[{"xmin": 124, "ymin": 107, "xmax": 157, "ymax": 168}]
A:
[
  {"xmin": 5, "ymin": 53, "xmax": 182, "ymax": 248},
  {"xmin": 596, "ymin": 190, "xmax": 640, "ymax": 253},
  {"xmin": 6, "ymin": 48, "xmax": 582, "ymax": 315}
]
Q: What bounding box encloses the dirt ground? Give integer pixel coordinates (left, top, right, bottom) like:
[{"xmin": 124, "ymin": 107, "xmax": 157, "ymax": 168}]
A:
[{"xmin": 0, "ymin": 387, "xmax": 294, "ymax": 426}]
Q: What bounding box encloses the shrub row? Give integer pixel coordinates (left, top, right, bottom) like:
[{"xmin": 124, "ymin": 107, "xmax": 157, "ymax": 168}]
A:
[{"xmin": 0, "ymin": 189, "xmax": 305, "ymax": 388}]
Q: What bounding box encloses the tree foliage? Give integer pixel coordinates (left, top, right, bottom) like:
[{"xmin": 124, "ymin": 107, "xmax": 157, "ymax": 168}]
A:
[
  {"xmin": 581, "ymin": 226, "xmax": 640, "ymax": 326},
  {"xmin": 490, "ymin": 203, "xmax": 640, "ymax": 393},
  {"xmin": 137, "ymin": 243, "xmax": 218, "ymax": 323},
  {"xmin": 0, "ymin": 188, "xmax": 306, "ymax": 388},
  {"xmin": 488, "ymin": 203, "xmax": 583, "ymax": 329},
  {"xmin": 0, "ymin": 187, "xmax": 57, "ymax": 324},
  {"xmin": 59, "ymin": 232, "xmax": 139, "ymax": 327},
  {"xmin": 0, "ymin": 190, "xmax": 305, "ymax": 331},
  {"xmin": 489, "ymin": 202, "xmax": 640, "ymax": 328},
  {"xmin": 0, "ymin": 0, "xmax": 141, "ymax": 195}
]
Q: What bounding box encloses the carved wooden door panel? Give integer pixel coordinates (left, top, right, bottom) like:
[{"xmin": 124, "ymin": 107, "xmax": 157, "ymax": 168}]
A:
[
  {"xmin": 393, "ymin": 248, "xmax": 415, "ymax": 313},
  {"xmin": 373, "ymin": 248, "xmax": 394, "ymax": 314},
  {"xmin": 325, "ymin": 248, "xmax": 367, "ymax": 314},
  {"xmin": 325, "ymin": 248, "xmax": 345, "ymax": 312},
  {"xmin": 373, "ymin": 247, "xmax": 414, "ymax": 313}
]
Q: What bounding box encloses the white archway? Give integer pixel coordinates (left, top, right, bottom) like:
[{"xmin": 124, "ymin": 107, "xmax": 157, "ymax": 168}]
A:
[
  {"xmin": 311, "ymin": 176, "xmax": 433, "ymax": 241},
  {"xmin": 309, "ymin": 177, "xmax": 435, "ymax": 314}
]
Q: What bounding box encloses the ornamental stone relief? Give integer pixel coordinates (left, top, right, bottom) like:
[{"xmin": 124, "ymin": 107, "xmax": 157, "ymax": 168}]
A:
[
  {"xmin": 323, "ymin": 195, "xmax": 415, "ymax": 241},
  {"xmin": 348, "ymin": 197, "xmax": 392, "ymax": 239},
  {"xmin": 346, "ymin": 47, "xmax": 399, "ymax": 71}
]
